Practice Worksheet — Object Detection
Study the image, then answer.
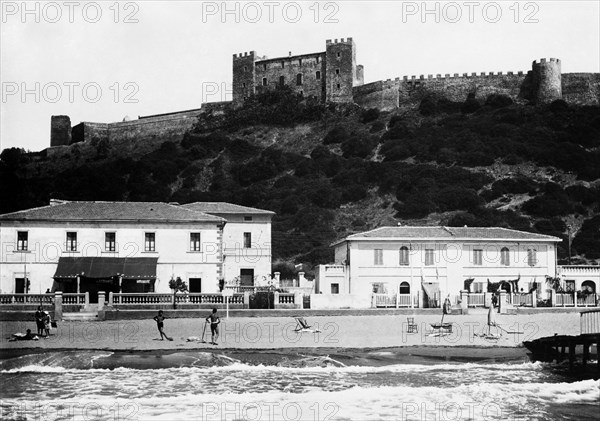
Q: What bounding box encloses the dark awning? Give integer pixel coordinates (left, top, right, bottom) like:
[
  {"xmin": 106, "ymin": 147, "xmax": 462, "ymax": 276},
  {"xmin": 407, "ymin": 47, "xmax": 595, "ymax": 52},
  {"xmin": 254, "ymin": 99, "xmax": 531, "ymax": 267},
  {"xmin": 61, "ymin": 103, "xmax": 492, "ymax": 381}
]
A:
[{"xmin": 53, "ymin": 257, "xmax": 158, "ymax": 279}]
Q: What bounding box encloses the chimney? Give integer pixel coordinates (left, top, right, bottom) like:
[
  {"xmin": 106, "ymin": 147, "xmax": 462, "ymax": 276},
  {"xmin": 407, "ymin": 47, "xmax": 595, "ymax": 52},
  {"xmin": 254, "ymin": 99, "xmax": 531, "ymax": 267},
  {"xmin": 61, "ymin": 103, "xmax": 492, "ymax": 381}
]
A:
[{"xmin": 289, "ymin": 51, "xmax": 292, "ymax": 57}]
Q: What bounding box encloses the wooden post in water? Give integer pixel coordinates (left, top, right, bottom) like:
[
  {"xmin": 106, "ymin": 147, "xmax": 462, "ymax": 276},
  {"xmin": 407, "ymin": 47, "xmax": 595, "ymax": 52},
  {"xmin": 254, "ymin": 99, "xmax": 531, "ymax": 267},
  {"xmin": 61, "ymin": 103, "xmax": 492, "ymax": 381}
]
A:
[{"xmin": 568, "ymin": 340, "xmax": 575, "ymax": 371}]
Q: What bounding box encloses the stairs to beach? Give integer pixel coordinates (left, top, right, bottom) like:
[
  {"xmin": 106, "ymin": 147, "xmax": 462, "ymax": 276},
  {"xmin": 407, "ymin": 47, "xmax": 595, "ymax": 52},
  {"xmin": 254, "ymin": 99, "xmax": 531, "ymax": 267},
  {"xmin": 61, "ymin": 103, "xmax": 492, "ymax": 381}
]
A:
[{"xmin": 62, "ymin": 312, "xmax": 98, "ymax": 321}]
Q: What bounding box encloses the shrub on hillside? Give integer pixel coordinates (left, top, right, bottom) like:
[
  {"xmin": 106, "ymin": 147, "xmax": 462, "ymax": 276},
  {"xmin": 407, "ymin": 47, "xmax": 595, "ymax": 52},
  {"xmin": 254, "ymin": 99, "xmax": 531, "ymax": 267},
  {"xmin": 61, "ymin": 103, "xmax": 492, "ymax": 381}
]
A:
[
  {"xmin": 485, "ymin": 94, "xmax": 513, "ymax": 108},
  {"xmin": 361, "ymin": 108, "xmax": 380, "ymax": 123},
  {"xmin": 341, "ymin": 135, "xmax": 377, "ymax": 158},
  {"xmin": 572, "ymin": 216, "xmax": 600, "ymax": 259},
  {"xmin": 323, "ymin": 126, "xmax": 350, "ymax": 144}
]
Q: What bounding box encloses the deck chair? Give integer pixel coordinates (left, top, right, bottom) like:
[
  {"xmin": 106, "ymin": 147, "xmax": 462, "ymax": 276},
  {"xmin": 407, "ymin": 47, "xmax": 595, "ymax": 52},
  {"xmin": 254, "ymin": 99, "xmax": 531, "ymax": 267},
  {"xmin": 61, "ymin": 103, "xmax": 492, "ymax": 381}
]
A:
[
  {"xmin": 427, "ymin": 322, "xmax": 453, "ymax": 337},
  {"xmin": 407, "ymin": 317, "xmax": 418, "ymax": 333},
  {"xmin": 294, "ymin": 317, "xmax": 321, "ymax": 333}
]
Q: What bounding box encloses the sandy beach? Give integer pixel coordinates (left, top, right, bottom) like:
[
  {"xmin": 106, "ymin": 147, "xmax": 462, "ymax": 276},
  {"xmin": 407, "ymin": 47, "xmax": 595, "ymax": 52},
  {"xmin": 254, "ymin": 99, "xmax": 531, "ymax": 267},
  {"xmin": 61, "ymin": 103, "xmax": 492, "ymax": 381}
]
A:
[{"xmin": 0, "ymin": 309, "xmax": 582, "ymax": 354}]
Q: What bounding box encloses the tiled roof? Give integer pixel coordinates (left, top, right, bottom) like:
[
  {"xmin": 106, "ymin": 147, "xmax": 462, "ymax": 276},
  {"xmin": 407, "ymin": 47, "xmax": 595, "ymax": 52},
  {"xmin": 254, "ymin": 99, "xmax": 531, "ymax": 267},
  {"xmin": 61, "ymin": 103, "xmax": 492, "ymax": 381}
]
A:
[
  {"xmin": 342, "ymin": 226, "xmax": 561, "ymax": 242},
  {"xmin": 182, "ymin": 202, "xmax": 275, "ymax": 215},
  {"xmin": 0, "ymin": 201, "xmax": 224, "ymax": 223}
]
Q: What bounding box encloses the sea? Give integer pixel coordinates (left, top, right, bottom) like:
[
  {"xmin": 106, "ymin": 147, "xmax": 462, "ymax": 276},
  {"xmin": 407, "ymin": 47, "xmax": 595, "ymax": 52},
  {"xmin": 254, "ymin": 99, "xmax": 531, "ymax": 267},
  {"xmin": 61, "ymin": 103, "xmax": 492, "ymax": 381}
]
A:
[{"xmin": 0, "ymin": 349, "xmax": 598, "ymax": 421}]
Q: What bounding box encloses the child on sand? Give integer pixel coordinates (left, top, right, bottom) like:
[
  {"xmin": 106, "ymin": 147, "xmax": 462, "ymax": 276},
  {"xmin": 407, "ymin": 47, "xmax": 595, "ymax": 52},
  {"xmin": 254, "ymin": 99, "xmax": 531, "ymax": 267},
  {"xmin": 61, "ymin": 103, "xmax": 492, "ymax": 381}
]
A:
[
  {"xmin": 206, "ymin": 308, "xmax": 220, "ymax": 345},
  {"xmin": 153, "ymin": 310, "xmax": 173, "ymax": 341}
]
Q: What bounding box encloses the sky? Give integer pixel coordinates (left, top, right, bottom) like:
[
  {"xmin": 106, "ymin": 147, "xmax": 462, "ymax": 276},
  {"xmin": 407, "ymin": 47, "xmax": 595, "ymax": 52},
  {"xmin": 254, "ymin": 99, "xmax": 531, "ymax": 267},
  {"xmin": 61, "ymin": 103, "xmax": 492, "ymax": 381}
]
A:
[{"xmin": 1, "ymin": 0, "xmax": 599, "ymax": 152}]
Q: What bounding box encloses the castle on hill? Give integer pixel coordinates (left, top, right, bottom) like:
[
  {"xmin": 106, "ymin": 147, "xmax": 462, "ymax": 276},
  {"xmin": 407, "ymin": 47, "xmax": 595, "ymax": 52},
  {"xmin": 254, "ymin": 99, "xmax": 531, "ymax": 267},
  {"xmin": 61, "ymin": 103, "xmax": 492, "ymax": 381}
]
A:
[{"xmin": 50, "ymin": 37, "xmax": 600, "ymax": 148}]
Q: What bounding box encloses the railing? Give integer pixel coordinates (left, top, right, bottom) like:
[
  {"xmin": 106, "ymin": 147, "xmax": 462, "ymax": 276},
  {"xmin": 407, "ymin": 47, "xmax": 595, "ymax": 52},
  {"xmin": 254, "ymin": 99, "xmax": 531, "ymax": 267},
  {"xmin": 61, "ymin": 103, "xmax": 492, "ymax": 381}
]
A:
[
  {"xmin": 111, "ymin": 293, "xmax": 172, "ymax": 305},
  {"xmin": 372, "ymin": 294, "xmax": 414, "ymax": 308},
  {"xmin": 554, "ymin": 292, "xmax": 575, "ymax": 307},
  {"xmin": 0, "ymin": 293, "xmax": 54, "ymax": 305},
  {"xmin": 509, "ymin": 293, "xmax": 533, "ymax": 307},
  {"xmin": 324, "ymin": 265, "xmax": 345, "ymax": 273},
  {"xmin": 109, "ymin": 292, "xmax": 245, "ymax": 306},
  {"xmin": 224, "ymin": 285, "xmax": 271, "ymax": 293},
  {"xmin": 466, "ymin": 293, "xmax": 486, "ymax": 307},
  {"xmin": 577, "ymin": 293, "xmax": 599, "ymax": 307},
  {"xmin": 278, "ymin": 293, "xmax": 295, "ymax": 305},
  {"xmin": 373, "ymin": 294, "xmax": 396, "ymax": 308},
  {"xmin": 62, "ymin": 293, "xmax": 88, "ymax": 305}
]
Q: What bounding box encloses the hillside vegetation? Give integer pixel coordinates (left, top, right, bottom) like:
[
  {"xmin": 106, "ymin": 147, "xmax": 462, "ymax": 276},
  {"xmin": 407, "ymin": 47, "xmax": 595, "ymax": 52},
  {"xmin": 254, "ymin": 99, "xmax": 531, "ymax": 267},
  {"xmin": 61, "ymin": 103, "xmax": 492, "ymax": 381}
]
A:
[{"xmin": 2, "ymin": 87, "xmax": 599, "ymax": 274}]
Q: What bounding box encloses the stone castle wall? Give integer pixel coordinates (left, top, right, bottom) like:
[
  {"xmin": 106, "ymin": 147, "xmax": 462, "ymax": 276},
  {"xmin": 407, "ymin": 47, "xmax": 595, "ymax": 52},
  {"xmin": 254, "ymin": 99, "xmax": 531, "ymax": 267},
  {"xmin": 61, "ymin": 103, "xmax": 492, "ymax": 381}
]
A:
[{"xmin": 70, "ymin": 108, "xmax": 203, "ymax": 144}]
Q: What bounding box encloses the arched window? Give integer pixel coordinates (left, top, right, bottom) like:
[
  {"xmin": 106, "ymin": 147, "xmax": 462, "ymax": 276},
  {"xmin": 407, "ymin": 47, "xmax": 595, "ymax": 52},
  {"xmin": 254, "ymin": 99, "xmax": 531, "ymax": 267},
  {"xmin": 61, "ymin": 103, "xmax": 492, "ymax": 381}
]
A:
[
  {"xmin": 500, "ymin": 247, "xmax": 510, "ymax": 266},
  {"xmin": 527, "ymin": 249, "xmax": 537, "ymax": 267},
  {"xmin": 581, "ymin": 280, "xmax": 596, "ymax": 293},
  {"xmin": 296, "ymin": 73, "xmax": 303, "ymax": 86},
  {"xmin": 399, "ymin": 246, "xmax": 409, "ymax": 266},
  {"xmin": 399, "ymin": 282, "xmax": 410, "ymax": 294}
]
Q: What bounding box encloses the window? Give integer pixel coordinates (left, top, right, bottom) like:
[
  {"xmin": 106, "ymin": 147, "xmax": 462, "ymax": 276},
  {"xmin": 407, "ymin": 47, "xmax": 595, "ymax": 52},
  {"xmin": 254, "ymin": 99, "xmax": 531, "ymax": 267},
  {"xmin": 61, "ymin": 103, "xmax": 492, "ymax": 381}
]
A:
[
  {"xmin": 399, "ymin": 246, "xmax": 409, "ymax": 266},
  {"xmin": 299, "ymin": 90, "xmax": 303, "ymax": 97},
  {"xmin": 331, "ymin": 283, "xmax": 339, "ymax": 294},
  {"xmin": 296, "ymin": 73, "xmax": 303, "ymax": 85},
  {"xmin": 17, "ymin": 231, "xmax": 28, "ymax": 251},
  {"xmin": 335, "ymin": 68, "xmax": 340, "ymax": 75},
  {"xmin": 473, "ymin": 249, "xmax": 483, "ymax": 266},
  {"xmin": 66, "ymin": 232, "xmax": 77, "ymax": 252},
  {"xmin": 243, "ymin": 232, "xmax": 252, "ymax": 248},
  {"xmin": 565, "ymin": 280, "xmax": 575, "ymax": 292},
  {"xmin": 399, "ymin": 282, "xmax": 410, "ymax": 294},
  {"xmin": 501, "ymin": 247, "xmax": 510, "ymax": 266},
  {"xmin": 242, "ymin": 82, "xmax": 246, "ymax": 88},
  {"xmin": 244, "ymin": 216, "xmax": 253, "ymax": 221},
  {"xmin": 337, "ymin": 52, "xmax": 341, "ymax": 58},
  {"xmin": 262, "ymin": 77, "xmax": 267, "ymax": 86},
  {"xmin": 527, "ymin": 248, "xmax": 537, "ymax": 266},
  {"xmin": 244, "ymin": 66, "xmax": 247, "ymax": 72},
  {"xmin": 281, "ymin": 61, "xmax": 285, "ymax": 68},
  {"xmin": 263, "ymin": 63, "xmax": 267, "ymax": 70},
  {"xmin": 336, "ymin": 83, "xmax": 341, "ymax": 89},
  {"xmin": 298, "ymin": 58, "xmax": 302, "ymax": 66},
  {"xmin": 316, "ymin": 71, "xmax": 321, "ymax": 80},
  {"xmin": 374, "ymin": 249, "xmax": 383, "ymax": 265},
  {"xmin": 190, "ymin": 232, "xmax": 201, "ymax": 252},
  {"xmin": 425, "ymin": 249, "xmax": 434, "ymax": 266},
  {"xmin": 105, "ymin": 232, "xmax": 116, "ymax": 252},
  {"xmin": 316, "ymin": 56, "xmax": 320, "ymax": 64},
  {"xmin": 145, "ymin": 232, "xmax": 156, "ymax": 252},
  {"xmin": 279, "ymin": 76, "xmax": 285, "ymax": 86}
]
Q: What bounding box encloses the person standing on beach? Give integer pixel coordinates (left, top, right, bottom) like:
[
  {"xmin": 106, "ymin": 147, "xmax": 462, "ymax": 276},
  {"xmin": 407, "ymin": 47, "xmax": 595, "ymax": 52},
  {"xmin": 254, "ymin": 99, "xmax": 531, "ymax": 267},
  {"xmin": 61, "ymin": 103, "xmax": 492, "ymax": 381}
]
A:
[
  {"xmin": 153, "ymin": 310, "xmax": 173, "ymax": 341},
  {"xmin": 34, "ymin": 306, "xmax": 45, "ymax": 336},
  {"xmin": 43, "ymin": 311, "xmax": 51, "ymax": 338},
  {"xmin": 206, "ymin": 308, "xmax": 220, "ymax": 345}
]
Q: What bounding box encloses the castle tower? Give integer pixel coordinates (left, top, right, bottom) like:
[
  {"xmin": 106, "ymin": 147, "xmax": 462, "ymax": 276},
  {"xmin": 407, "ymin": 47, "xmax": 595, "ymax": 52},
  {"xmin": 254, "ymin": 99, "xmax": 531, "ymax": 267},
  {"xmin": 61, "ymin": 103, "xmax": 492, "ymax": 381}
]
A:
[
  {"xmin": 531, "ymin": 58, "xmax": 562, "ymax": 104},
  {"xmin": 325, "ymin": 38, "xmax": 358, "ymax": 103},
  {"xmin": 50, "ymin": 115, "xmax": 71, "ymax": 146},
  {"xmin": 232, "ymin": 51, "xmax": 256, "ymax": 107}
]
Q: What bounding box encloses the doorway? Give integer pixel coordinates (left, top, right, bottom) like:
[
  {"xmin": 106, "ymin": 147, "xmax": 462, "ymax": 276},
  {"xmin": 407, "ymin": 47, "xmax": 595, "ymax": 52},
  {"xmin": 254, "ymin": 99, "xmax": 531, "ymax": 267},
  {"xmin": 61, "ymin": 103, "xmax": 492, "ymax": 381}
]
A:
[{"xmin": 189, "ymin": 278, "xmax": 202, "ymax": 293}]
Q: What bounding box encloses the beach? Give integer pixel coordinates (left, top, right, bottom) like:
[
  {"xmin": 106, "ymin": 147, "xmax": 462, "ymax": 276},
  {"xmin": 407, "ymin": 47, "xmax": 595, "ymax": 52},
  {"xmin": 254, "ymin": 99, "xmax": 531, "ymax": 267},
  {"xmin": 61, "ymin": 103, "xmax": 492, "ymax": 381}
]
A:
[{"xmin": 0, "ymin": 309, "xmax": 583, "ymax": 353}]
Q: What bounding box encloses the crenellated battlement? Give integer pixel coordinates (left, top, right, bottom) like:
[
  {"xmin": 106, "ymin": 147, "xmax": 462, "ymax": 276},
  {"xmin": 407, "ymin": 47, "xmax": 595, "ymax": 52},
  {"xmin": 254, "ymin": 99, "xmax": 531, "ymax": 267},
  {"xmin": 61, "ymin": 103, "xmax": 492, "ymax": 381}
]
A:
[
  {"xmin": 533, "ymin": 58, "xmax": 561, "ymax": 66},
  {"xmin": 326, "ymin": 37, "xmax": 353, "ymax": 45},
  {"xmin": 233, "ymin": 51, "xmax": 255, "ymax": 59},
  {"xmin": 399, "ymin": 70, "xmax": 527, "ymax": 83}
]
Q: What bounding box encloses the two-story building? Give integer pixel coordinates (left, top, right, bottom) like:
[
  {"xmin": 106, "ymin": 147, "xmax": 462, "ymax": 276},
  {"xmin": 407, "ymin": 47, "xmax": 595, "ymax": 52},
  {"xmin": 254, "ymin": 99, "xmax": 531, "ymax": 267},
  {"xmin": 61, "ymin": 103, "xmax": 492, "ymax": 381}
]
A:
[
  {"xmin": 181, "ymin": 202, "xmax": 274, "ymax": 286},
  {"xmin": 0, "ymin": 200, "xmax": 231, "ymax": 301},
  {"xmin": 316, "ymin": 226, "xmax": 562, "ymax": 308}
]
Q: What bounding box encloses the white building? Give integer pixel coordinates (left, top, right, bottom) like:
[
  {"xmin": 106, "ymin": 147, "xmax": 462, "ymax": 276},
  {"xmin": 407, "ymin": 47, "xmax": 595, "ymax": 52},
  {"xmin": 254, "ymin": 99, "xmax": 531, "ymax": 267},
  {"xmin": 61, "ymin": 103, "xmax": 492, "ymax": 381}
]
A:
[
  {"xmin": 316, "ymin": 226, "xmax": 562, "ymax": 308},
  {"xmin": 182, "ymin": 202, "xmax": 274, "ymax": 286},
  {"xmin": 0, "ymin": 200, "xmax": 232, "ymax": 301}
]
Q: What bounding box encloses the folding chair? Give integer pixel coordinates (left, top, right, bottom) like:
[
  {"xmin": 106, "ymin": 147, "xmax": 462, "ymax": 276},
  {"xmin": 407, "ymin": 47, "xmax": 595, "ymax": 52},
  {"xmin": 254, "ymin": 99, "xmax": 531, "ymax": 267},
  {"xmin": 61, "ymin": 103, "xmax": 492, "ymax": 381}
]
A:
[
  {"xmin": 407, "ymin": 317, "xmax": 418, "ymax": 333},
  {"xmin": 294, "ymin": 317, "xmax": 321, "ymax": 333}
]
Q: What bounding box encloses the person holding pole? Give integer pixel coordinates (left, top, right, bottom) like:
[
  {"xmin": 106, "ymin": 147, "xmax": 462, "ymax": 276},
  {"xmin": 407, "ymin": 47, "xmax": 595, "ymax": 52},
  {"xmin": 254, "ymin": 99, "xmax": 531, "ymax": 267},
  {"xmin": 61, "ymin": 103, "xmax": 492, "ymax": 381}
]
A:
[{"xmin": 206, "ymin": 308, "xmax": 220, "ymax": 345}]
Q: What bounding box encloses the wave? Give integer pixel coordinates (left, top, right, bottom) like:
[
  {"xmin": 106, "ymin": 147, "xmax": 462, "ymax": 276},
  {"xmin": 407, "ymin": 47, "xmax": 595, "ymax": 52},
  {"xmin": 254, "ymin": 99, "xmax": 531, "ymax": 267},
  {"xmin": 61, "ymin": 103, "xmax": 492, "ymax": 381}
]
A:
[
  {"xmin": 0, "ymin": 354, "xmax": 544, "ymax": 374},
  {"xmin": 2, "ymin": 380, "xmax": 598, "ymax": 421}
]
